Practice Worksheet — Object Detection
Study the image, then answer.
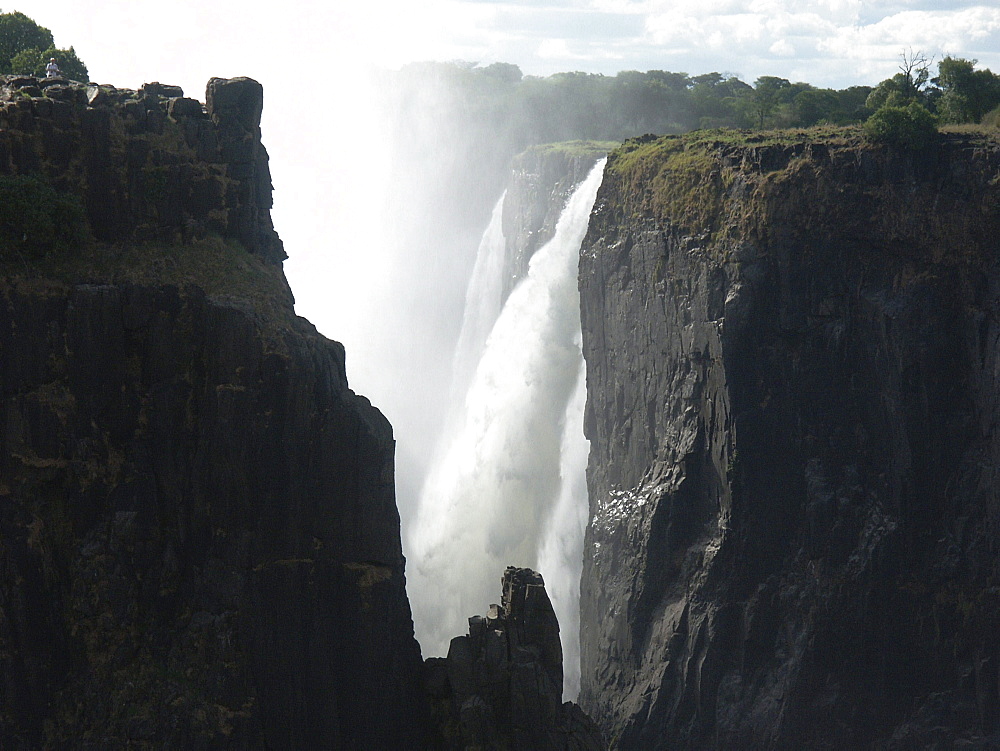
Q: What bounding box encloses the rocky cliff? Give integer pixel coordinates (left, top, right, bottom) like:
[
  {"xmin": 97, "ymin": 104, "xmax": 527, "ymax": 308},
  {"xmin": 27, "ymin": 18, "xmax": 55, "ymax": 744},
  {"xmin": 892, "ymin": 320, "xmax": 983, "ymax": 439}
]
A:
[
  {"xmin": 425, "ymin": 567, "xmax": 604, "ymax": 750},
  {"xmin": 578, "ymin": 129, "xmax": 1000, "ymax": 748},
  {"xmin": 0, "ymin": 76, "xmax": 427, "ymax": 747},
  {"xmin": 0, "ymin": 75, "xmax": 283, "ymax": 263}
]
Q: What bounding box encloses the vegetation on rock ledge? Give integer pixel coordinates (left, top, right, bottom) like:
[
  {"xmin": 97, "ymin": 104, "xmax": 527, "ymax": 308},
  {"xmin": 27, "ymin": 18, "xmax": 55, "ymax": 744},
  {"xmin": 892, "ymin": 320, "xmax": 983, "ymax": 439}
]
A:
[
  {"xmin": 1, "ymin": 235, "xmax": 297, "ymax": 339},
  {"xmin": 602, "ymin": 126, "xmax": 1000, "ymax": 253},
  {"xmin": 0, "ymin": 10, "xmax": 87, "ymax": 80}
]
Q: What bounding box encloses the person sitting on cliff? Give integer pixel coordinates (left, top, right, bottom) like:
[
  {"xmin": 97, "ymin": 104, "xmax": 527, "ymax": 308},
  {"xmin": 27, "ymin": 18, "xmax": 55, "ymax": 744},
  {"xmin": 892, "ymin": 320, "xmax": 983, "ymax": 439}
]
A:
[{"xmin": 45, "ymin": 58, "xmax": 60, "ymax": 78}]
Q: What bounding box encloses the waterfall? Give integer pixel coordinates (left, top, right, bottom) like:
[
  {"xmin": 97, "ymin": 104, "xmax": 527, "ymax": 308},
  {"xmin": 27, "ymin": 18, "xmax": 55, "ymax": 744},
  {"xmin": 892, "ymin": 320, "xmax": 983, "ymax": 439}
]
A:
[
  {"xmin": 450, "ymin": 192, "xmax": 508, "ymax": 403},
  {"xmin": 408, "ymin": 159, "xmax": 605, "ymax": 700},
  {"xmin": 536, "ymin": 355, "xmax": 589, "ymax": 700}
]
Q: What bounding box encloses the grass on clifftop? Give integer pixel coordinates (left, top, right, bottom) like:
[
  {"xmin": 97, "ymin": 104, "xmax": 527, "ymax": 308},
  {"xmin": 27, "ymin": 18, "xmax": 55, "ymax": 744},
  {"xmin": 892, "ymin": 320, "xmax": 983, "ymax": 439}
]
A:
[
  {"xmin": 604, "ymin": 125, "xmax": 916, "ymax": 233},
  {"xmin": 610, "ymin": 122, "xmax": 1000, "ymax": 183},
  {"xmin": 609, "ymin": 125, "xmax": 861, "ymax": 176},
  {"xmin": 603, "ymin": 124, "xmax": 1000, "ymax": 256},
  {"xmin": 602, "ymin": 126, "xmax": 869, "ymax": 238},
  {"xmin": 605, "ymin": 132, "xmax": 743, "ymax": 233},
  {"xmin": 1, "ymin": 236, "xmax": 297, "ymax": 336},
  {"xmin": 521, "ymin": 139, "xmax": 621, "ymax": 159}
]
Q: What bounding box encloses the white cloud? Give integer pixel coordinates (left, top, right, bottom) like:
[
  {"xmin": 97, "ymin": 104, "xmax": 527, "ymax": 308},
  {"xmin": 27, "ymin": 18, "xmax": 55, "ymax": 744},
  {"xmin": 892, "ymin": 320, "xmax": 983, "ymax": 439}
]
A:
[
  {"xmin": 538, "ymin": 37, "xmax": 576, "ymax": 57},
  {"xmin": 628, "ymin": 2, "xmax": 1000, "ymax": 86},
  {"xmin": 770, "ymin": 38, "xmax": 796, "ymax": 56},
  {"xmin": 11, "ymin": 0, "xmax": 1000, "ymax": 90},
  {"xmin": 819, "ymin": 6, "xmax": 1000, "ymax": 80}
]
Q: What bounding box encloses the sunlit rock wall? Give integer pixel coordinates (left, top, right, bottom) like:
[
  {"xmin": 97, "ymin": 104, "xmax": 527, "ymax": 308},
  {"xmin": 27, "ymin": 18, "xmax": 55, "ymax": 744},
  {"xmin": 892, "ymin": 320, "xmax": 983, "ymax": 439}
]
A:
[
  {"xmin": 502, "ymin": 142, "xmax": 616, "ymax": 300},
  {"xmin": 579, "ymin": 132, "xmax": 1000, "ymax": 749}
]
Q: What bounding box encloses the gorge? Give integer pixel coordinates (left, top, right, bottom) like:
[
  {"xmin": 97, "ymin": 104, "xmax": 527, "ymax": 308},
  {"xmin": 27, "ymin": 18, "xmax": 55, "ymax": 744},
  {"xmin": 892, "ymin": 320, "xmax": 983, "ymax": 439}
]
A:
[
  {"xmin": 2, "ymin": 70, "xmax": 1000, "ymax": 750},
  {"xmin": 409, "ymin": 152, "xmax": 605, "ymax": 701}
]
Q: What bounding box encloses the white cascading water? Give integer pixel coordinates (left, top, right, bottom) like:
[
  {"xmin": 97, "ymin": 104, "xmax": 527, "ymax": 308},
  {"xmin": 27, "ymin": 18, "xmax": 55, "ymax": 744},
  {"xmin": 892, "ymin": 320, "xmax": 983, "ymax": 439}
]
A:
[
  {"xmin": 450, "ymin": 192, "xmax": 508, "ymax": 403},
  {"xmin": 408, "ymin": 159, "xmax": 605, "ymax": 700},
  {"xmin": 535, "ymin": 355, "xmax": 590, "ymax": 699}
]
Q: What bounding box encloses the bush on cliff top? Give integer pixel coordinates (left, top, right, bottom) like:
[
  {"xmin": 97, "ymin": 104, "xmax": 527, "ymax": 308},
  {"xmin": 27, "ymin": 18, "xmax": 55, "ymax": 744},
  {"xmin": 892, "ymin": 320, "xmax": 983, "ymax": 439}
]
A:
[
  {"xmin": 9, "ymin": 44, "xmax": 87, "ymax": 80},
  {"xmin": 863, "ymin": 102, "xmax": 938, "ymax": 150},
  {"xmin": 0, "ymin": 175, "xmax": 90, "ymax": 259}
]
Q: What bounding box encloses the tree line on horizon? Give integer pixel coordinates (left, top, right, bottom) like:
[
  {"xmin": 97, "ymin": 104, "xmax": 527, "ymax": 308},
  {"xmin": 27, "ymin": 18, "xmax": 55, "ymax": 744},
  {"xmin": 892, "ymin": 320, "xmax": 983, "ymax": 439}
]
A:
[
  {"xmin": 379, "ymin": 52, "xmax": 1000, "ymax": 254},
  {"xmin": 384, "ymin": 53, "xmax": 1000, "ymax": 149}
]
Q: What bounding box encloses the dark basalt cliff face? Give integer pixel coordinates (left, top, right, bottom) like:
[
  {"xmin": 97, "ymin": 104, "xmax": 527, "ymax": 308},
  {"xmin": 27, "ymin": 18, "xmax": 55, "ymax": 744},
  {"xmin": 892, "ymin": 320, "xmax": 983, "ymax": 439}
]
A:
[
  {"xmin": 0, "ymin": 77, "xmax": 427, "ymax": 747},
  {"xmin": 578, "ymin": 131, "xmax": 1000, "ymax": 749},
  {"xmin": 426, "ymin": 567, "xmax": 604, "ymax": 750}
]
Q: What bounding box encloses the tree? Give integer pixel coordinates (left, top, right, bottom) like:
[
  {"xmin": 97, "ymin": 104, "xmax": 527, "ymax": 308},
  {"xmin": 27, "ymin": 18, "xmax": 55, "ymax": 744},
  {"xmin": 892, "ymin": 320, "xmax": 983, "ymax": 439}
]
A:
[
  {"xmin": 479, "ymin": 62, "xmax": 522, "ymax": 85},
  {"xmin": 747, "ymin": 76, "xmax": 792, "ymax": 128},
  {"xmin": 866, "ymin": 49, "xmax": 933, "ymax": 110},
  {"xmin": 793, "ymin": 88, "xmax": 840, "ymax": 126},
  {"xmin": 835, "ymin": 86, "xmax": 875, "ymax": 123},
  {"xmin": 864, "ymin": 101, "xmax": 937, "ymax": 150},
  {"xmin": 689, "ymin": 73, "xmax": 752, "ymax": 128},
  {"xmin": 0, "ymin": 10, "xmax": 52, "ymax": 71},
  {"xmin": 0, "ymin": 11, "xmax": 87, "ymax": 79},
  {"xmin": 8, "ymin": 45, "xmax": 39, "ymax": 74},
  {"xmin": 933, "ymin": 56, "xmax": 1000, "ymax": 124},
  {"xmin": 9, "ymin": 44, "xmax": 87, "ymax": 80}
]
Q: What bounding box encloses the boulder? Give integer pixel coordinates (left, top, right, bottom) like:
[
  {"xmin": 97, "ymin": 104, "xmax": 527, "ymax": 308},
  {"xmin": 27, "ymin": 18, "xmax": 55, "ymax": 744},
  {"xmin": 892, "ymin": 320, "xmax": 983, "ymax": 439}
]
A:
[
  {"xmin": 140, "ymin": 81, "xmax": 184, "ymax": 98},
  {"xmin": 206, "ymin": 76, "xmax": 263, "ymax": 131},
  {"xmin": 168, "ymin": 96, "xmax": 204, "ymax": 119},
  {"xmin": 86, "ymin": 85, "xmax": 110, "ymax": 107}
]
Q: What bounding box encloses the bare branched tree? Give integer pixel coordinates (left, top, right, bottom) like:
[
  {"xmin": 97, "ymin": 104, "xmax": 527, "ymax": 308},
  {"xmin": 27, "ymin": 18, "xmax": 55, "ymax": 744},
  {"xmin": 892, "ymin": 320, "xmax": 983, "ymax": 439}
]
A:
[{"xmin": 899, "ymin": 48, "xmax": 932, "ymax": 97}]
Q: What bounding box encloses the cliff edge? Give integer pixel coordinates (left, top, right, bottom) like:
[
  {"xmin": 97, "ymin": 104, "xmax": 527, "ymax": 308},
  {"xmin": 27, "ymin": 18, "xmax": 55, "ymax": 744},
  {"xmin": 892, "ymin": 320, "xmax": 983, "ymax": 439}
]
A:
[
  {"xmin": 579, "ymin": 128, "xmax": 1000, "ymax": 748},
  {"xmin": 0, "ymin": 76, "xmax": 427, "ymax": 747}
]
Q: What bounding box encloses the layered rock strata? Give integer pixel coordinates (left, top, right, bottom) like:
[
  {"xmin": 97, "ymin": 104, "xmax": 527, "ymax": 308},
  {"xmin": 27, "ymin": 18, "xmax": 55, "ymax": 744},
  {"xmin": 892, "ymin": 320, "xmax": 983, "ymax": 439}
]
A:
[
  {"xmin": 579, "ymin": 131, "xmax": 1000, "ymax": 748},
  {"xmin": 426, "ymin": 566, "xmax": 605, "ymax": 750}
]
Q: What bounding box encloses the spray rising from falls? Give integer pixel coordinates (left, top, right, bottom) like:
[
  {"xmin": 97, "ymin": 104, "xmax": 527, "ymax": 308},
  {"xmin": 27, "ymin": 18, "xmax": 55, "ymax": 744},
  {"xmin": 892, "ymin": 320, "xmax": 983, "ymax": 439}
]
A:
[
  {"xmin": 450, "ymin": 192, "xmax": 508, "ymax": 402},
  {"xmin": 408, "ymin": 159, "xmax": 605, "ymax": 700}
]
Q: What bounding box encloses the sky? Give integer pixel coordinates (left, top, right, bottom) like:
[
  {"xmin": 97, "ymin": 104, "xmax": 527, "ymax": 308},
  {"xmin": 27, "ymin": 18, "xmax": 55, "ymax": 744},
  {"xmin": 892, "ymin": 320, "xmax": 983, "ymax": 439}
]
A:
[{"xmin": 10, "ymin": 1, "xmax": 1000, "ymax": 96}]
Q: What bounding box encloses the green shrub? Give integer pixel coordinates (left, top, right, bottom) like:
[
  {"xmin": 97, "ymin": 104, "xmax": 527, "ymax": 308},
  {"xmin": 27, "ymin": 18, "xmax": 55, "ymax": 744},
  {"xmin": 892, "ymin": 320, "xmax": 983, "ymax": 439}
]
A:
[
  {"xmin": 8, "ymin": 44, "xmax": 88, "ymax": 80},
  {"xmin": 982, "ymin": 105, "xmax": 1000, "ymax": 130},
  {"xmin": 0, "ymin": 175, "xmax": 90, "ymax": 258},
  {"xmin": 863, "ymin": 102, "xmax": 938, "ymax": 149},
  {"xmin": 8, "ymin": 46, "xmax": 41, "ymax": 75}
]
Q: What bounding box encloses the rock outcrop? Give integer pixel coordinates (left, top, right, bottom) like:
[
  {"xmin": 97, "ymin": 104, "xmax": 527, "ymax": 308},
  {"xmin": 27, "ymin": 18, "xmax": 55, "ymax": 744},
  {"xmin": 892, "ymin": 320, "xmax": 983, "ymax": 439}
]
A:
[
  {"xmin": 0, "ymin": 74, "xmax": 283, "ymax": 262},
  {"xmin": 0, "ymin": 78, "xmax": 428, "ymax": 747},
  {"xmin": 426, "ymin": 566, "xmax": 605, "ymax": 750},
  {"xmin": 578, "ymin": 131, "xmax": 1000, "ymax": 748}
]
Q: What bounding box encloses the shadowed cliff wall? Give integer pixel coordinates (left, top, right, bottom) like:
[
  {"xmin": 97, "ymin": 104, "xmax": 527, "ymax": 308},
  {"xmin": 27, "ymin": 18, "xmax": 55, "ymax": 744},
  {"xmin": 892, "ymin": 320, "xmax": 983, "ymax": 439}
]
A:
[
  {"xmin": 579, "ymin": 129, "xmax": 1000, "ymax": 749},
  {"xmin": 0, "ymin": 76, "xmax": 427, "ymax": 748}
]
